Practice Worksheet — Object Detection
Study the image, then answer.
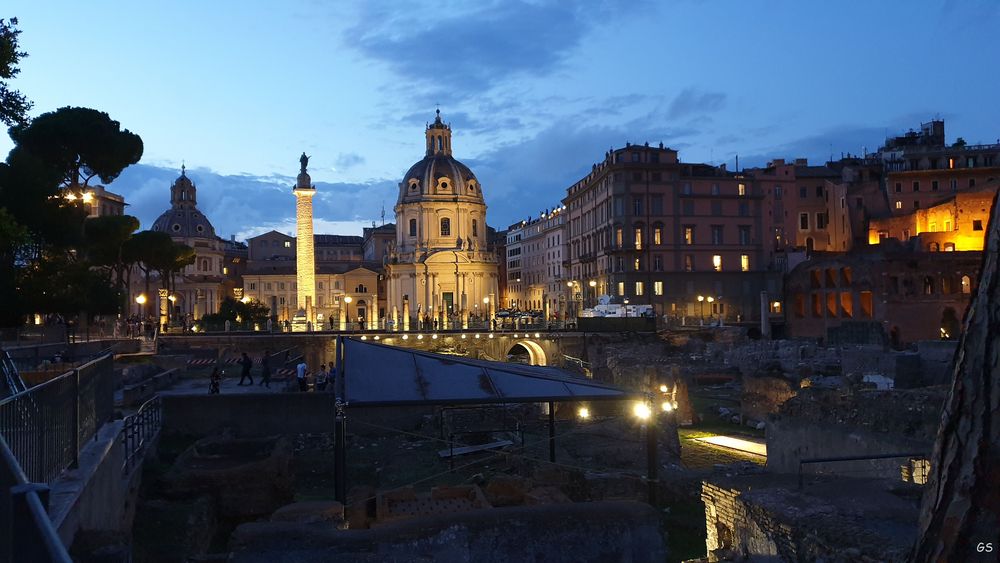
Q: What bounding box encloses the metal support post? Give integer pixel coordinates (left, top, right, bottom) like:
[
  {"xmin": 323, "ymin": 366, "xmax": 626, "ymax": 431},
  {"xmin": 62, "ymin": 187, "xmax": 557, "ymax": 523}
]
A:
[{"xmin": 547, "ymin": 401, "xmax": 556, "ymax": 463}]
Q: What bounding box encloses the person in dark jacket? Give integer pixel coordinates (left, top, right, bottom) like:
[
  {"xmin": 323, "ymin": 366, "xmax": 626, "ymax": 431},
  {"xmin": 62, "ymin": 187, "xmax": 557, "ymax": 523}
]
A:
[
  {"xmin": 258, "ymin": 350, "xmax": 272, "ymax": 388},
  {"xmin": 238, "ymin": 352, "xmax": 253, "ymax": 385}
]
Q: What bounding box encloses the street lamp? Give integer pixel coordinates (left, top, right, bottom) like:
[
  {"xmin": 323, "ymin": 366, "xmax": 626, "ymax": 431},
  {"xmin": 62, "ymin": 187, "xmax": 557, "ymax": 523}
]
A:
[
  {"xmin": 623, "ymin": 298, "xmax": 630, "ymax": 318},
  {"xmin": 707, "ymin": 296, "xmax": 715, "ymax": 325},
  {"xmin": 344, "ymin": 295, "xmax": 353, "ymax": 329},
  {"xmin": 135, "ymin": 294, "xmax": 147, "ymax": 317},
  {"xmin": 697, "ymin": 295, "xmax": 705, "ymax": 324},
  {"xmin": 588, "ymin": 279, "xmax": 597, "ymax": 308}
]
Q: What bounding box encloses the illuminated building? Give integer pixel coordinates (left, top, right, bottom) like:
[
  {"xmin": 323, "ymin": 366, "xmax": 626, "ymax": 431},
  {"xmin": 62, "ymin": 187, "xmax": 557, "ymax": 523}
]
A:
[
  {"xmin": 385, "ymin": 111, "xmax": 499, "ymax": 328},
  {"xmin": 561, "ymin": 143, "xmax": 781, "ymax": 323}
]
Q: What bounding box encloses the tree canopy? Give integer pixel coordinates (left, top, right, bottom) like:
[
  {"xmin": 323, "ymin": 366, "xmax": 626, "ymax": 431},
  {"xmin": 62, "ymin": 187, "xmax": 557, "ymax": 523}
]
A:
[{"xmin": 0, "ymin": 17, "xmax": 31, "ymax": 126}]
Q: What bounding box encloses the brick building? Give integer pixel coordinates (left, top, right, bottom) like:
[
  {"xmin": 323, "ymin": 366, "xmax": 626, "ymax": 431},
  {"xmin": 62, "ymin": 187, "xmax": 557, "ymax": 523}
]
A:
[
  {"xmin": 784, "ymin": 246, "xmax": 980, "ymax": 345},
  {"xmin": 561, "ymin": 143, "xmax": 783, "ymax": 323}
]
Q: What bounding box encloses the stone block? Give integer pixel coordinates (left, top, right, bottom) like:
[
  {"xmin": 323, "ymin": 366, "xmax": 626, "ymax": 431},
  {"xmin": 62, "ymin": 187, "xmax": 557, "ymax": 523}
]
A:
[{"xmin": 271, "ymin": 501, "xmax": 345, "ymax": 526}]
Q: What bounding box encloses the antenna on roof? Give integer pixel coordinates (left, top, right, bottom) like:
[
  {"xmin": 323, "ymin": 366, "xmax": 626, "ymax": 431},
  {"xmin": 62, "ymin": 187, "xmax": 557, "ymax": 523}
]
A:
[{"xmin": 380, "ymin": 201, "xmax": 385, "ymax": 226}]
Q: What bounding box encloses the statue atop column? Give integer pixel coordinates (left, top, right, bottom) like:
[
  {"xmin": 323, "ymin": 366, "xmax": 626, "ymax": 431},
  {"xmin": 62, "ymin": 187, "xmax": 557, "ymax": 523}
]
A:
[{"xmin": 299, "ymin": 152, "xmax": 310, "ymax": 174}]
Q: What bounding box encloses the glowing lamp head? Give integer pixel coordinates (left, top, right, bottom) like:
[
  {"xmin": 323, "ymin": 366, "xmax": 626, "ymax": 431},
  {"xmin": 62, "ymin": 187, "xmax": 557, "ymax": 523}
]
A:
[
  {"xmin": 344, "ymin": 295, "xmax": 353, "ymax": 304},
  {"xmin": 135, "ymin": 295, "xmax": 147, "ymax": 305},
  {"xmin": 659, "ymin": 384, "xmax": 668, "ymax": 393},
  {"xmin": 589, "ymin": 280, "xmax": 597, "ymax": 287},
  {"xmin": 661, "ymin": 401, "xmax": 673, "ymax": 412},
  {"xmin": 633, "ymin": 402, "xmax": 651, "ymax": 420},
  {"xmin": 578, "ymin": 407, "xmax": 591, "ymax": 420}
]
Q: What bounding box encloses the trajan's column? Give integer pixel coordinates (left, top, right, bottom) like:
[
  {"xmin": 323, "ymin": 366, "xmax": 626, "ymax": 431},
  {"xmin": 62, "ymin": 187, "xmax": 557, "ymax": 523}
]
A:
[{"xmin": 293, "ymin": 152, "xmax": 316, "ymax": 328}]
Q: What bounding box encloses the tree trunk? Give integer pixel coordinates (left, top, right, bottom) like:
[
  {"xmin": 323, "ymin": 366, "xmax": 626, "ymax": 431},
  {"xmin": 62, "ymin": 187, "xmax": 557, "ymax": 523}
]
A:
[{"xmin": 913, "ymin": 192, "xmax": 1000, "ymax": 560}]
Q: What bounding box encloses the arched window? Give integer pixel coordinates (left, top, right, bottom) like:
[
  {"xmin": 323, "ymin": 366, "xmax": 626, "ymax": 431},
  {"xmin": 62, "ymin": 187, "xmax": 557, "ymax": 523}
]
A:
[
  {"xmin": 943, "ymin": 242, "xmax": 955, "ymax": 251},
  {"xmin": 472, "ymin": 219, "xmax": 478, "ymax": 237},
  {"xmin": 440, "ymin": 217, "xmax": 451, "ymax": 236},
  {"xmin": 355, "ymin": 284, "xmax": 367, "ymax": 293},
  {"xmin": 961, "ymin": 275, "xmax": 971, "ymax": 294},
  {"xmin": 923, "ymin": 276, "xmax": 935, "ymax": 295},
  {"xmin": 928, "ymin": 242, "xmax": 939, "ymax": 252},
  {"xmin": 408, "ymin": 218, "xmax": 417, "ymax": 237}
]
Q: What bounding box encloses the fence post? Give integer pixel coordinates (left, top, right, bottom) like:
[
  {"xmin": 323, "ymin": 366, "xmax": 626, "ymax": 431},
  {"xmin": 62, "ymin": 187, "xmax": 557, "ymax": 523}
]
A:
[{"xmin": 71, "ymin": 368, "xmax": 81, "ymax": 469}]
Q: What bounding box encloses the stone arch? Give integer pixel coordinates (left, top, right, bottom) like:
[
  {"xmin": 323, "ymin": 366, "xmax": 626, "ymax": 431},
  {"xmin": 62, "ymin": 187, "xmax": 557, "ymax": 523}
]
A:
[{"xmin": 507, "ymin": 340, "xmax": 547, "ymax": 366}]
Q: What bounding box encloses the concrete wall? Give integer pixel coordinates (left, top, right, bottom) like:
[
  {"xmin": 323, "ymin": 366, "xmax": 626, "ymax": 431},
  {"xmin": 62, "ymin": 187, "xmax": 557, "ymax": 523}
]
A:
[
  {"xmin": 229, "ymin": 500, "xmax": 666, "ymax": 562},
  {"xmin": 162, "ymin": 394, "xmax": 431, "ymax": 438}
]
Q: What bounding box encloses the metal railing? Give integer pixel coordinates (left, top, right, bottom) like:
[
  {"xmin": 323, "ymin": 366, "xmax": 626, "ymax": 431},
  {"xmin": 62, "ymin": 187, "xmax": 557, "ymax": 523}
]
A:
[
  {"xmin": 0, "ymin": 354, "xmax": 114, "ymax": 483},
  {"xmin": 121, "ymin": 395, "xmax": 162, "ymax": 475},
  {"xmin": 798, "ymin": 452, "xmax": 930, "ymax": 489},
  {"xmin": 1, "ymin": 433, "xmax": 72, "ymax": 563}
]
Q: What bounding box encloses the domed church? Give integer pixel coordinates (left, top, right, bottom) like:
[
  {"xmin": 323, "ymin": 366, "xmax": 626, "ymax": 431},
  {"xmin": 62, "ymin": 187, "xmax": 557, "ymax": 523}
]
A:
[
  {"xmin": 386, "ymin": 111, "xmax": 499, "ymax": 329},
  {"xmin": 146, "ymin": 165, "xmax": 227, "ymax": 320}
]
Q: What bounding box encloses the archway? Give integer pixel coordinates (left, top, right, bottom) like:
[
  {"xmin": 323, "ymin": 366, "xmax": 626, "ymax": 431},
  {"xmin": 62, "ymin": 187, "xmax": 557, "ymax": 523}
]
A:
[{"xmin": 506, "ymin": 340, "xmax": 547, "ymax": 366}]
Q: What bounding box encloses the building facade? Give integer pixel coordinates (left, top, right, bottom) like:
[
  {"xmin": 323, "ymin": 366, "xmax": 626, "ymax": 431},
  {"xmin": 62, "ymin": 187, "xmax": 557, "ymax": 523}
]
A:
[
  {"xmin": 562, "ymin": 143, "xmax": 782, "ymax": 324},
  {"xmin": 385, "ymin": 111, "xmax": 499, "ymax": 328}
]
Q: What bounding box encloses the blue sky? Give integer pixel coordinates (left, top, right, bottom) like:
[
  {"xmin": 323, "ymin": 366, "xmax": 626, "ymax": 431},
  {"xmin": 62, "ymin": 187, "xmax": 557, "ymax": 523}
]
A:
[{"xmin": 4, "ymin": 0, "xmax": 999, "ymax": 240}]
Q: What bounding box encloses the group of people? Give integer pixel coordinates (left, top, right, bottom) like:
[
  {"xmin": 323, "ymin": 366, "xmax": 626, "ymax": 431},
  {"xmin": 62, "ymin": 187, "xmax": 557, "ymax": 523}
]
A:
[
  {"xmin": 296, "ymin": 361, "xmax": 336, "ymax": 393},
  {"xmin": 208, "ymin": 351, "xmax": 337, "ymax": 394}
]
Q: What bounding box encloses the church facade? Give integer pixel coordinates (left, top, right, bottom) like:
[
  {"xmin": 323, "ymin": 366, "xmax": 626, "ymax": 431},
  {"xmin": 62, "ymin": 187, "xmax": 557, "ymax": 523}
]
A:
[{"xmin": 385, "ymin": 111, "xmax": 499, "ymax": 329}]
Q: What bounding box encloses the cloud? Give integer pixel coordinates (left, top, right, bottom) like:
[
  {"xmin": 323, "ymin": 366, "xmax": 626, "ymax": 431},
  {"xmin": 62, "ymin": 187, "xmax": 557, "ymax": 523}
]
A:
[
  {"xmin": 344, "ymin": 1, "xmax": 623, "ymax": 102},
  {"xmin": 667, "ymin": 88, "xmax": 727, "ymax": 120},
  {"xmin": 106, "ymin": 164, "xmax": 397, "ymax": 241},
  {"xmin": 334, "ymin": 152, "xmax": 365, "ymax": 170},
  {"xmin": 733, "ymin": 125, "xmax": 889, "ymax": 169}
]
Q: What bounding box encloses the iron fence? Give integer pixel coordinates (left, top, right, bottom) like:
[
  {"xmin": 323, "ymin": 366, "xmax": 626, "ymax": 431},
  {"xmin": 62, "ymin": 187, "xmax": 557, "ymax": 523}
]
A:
[
  {"xmin": 0, "ymin": 354, "xmax": 114, "ymax": 483},
  {"xmin": 1, "ymin": 430, "xmax": 72, "ymax": 563},
  {"xmin": 121, "ymin": 395, "xmax": 162, "ymax": 475}
]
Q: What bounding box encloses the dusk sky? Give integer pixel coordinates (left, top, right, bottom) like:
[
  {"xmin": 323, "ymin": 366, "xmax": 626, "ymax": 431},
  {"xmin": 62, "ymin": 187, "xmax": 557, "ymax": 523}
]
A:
[{"xmin": 4, "ymin": 0, "xmax": 999, "ymax": 240}]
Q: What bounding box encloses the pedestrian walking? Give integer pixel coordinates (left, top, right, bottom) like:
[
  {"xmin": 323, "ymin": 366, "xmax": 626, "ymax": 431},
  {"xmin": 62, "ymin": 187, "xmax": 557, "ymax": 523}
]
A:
[
  {"xmin": 238, "ymin": 352, "xmax": 254, "ymax": 385},
  {"xmin": 316, "ymin": 363, "xmax": 328, "ymax": 391},
  {"xmin": 258, "ymin": 350, "xmax": 272, "ymax": 388},
  {"xmin": 296, "ymin": 360, "xmax": 308, "ymax": 392},
  {"xmin": 209, "ymin": 367, "xmax": 221, "ymax": 394}
]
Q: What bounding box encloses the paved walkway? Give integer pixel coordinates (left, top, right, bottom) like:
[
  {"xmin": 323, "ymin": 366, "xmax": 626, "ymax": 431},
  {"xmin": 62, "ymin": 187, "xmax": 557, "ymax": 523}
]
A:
[{"xmin": 692, "ymin": 434, "xmax": 767, "ymax": 457}]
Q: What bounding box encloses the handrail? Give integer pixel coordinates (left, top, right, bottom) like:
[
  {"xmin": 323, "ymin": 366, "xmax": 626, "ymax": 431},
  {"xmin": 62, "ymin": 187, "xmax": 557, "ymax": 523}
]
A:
[
  {"xmin": 798, "ymin": 451, "xmax": 929, "ymax": 489},
  {"xmin": 1, "ymin": 433, "xmax": 72, "ymax": 563},
  {"xmin": 121, "ymin": 395, "xmax": 162, "ymax": 475}
]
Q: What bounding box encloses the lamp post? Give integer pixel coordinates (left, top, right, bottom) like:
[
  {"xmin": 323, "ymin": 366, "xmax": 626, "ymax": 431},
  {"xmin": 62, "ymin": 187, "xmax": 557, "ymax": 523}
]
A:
[
  {"xmin": 697, "ymin": 295, "xmax": 705, "ymax": 325},
  {"xmin": 344, "ymin": 295, "xmax": 353, "ymax": 331},
  {"xmin": 135, "ymin": 294, "xmax": 147, "ymax": 318},
  {"xmin": 707, "ymin": 296, "xmax": 715, "ymax": 325},
  {"xmin": 624, "ymin": 298, "xmax": 630, "ymax": 318},
  {"xmin": 483, "ymin": 296, "xmax": 490, "ymax": 329},
  {"xmin": 588, "ymin": 279, "xmax": 597, "ymax": 308}
]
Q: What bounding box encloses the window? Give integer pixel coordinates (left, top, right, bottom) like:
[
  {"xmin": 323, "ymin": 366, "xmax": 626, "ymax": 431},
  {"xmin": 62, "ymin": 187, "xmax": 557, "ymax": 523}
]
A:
[
  {"xmin": 712, "ymin": 255, "xmax": 722, "ymax": 271},
  {"xmin": 631, "ymin": 152, "xmax": 640, "ymax": 162},
  {"xmin": 283, "ymin": 241, "xmax": 291, "ymax": 248},
  {"xmin": 895, "ymin": 182, "xmax": 902, "ymax": 193},
  {"xmin": 816, "ymin": 213, "xmax": 827, "ymax": 230},
  {"xmin": 738, "ymin": 202, "xmax": 749, "ymax": 216},
  {"xmin": 711, "ymin": 225, "xmax": 723, "ymax": 245},
  {"xmin": 950, "ymin": 179, "xmax": 958, "ymax": 191},
  {"xmin": 409, "ymin": 218, "xmax": 417, "ymax": 236},
  {"xmin": 682, "ymin": 200, "xmax": 694, "ymax": 215},
  {"xmin": 472, "ymin": 219, "xmax": 478, "ymax": 237},
  {"xmin": 684, "ymin": 226, "xmax": 694, "ymax": 245},
  {"xmin": 650, "ymin": 195, "xmax": 663, "ymax": 214},
  {"xmin": 799, "ymin": 213, "xmax": 809, "ymax": 230},
  {"xmin": 635, "ymin": 281, "xmax": 644, "ymax": 296},
  {"xmin": 633, "ymin": 198, "xmax": 643, "ymax": 215},
  {"xmin": 684, "ymin": 255, "xmax": 694, "ymax": 271},
  {"xmin": 653, "ymin": 227, "xmax": 662, "ymax": 245},
  {"xmin": 711, "ymin": 201, "xmax": 722, "ymax": 216},
  {"xmin": 799, "ymin": 186, "xmax": 807, "ymax": 198},
  {"xmin": 617, "ymin": 281, "xmax": 625, "ymax": 296},
  {"xmin": 265, "ymin": 282, "xmax": 273, "ymax": 291},
  {"xmin": 932, "ymin": 180, "xmax": 939, "ymax": 191},
  {"xmin": 969, "ymin": 178, "xmax": 976, "ymax": 188},
  {"xmin": 973, "ymin": 219, "xmax": 984, "ymax": 231},
  {"xmin": 440, "ymin": 217, "xmax": 451, "ymax": 236},
  {"xmin": 279, "ymin": 282, "xmax": 286, "ymax": 290},
  {"xmin": 653, "ymin": 255, "xmax": 662, "ymax": 271},
  {"xmin": 711, "ymin": 184, "xmax": 720, "ymax": 195},
  {"xmin": 741, "ymin": 254, "xmax": 750, "ymax": 272},
  {"xmin": 223, "ymin": 266, "xmax": 229, "ymax": 275},
  {"xmin": 962, "ymin": 275, "xmax": 971, "ymax": 293},
  {"xmin": 913, "ymin": 181, "xmax": 920, "ymax": 192},
  {"xmin": 613, "ymin": 196, "xmax": 624, "ymax": 216},
  {"xmin": 775, "ymin": 186, "xmax": 783, "ymax": 199},
  {"xmin": 615, "ymin": 227, "xmax": 623, "ymax": 247},
  {"xmin": 738, "ymin": 225, "xmax": 751, "ymax": 245},
  {"xmin": 634, "ymin": 227, "xmax": 643, "ymax": 249},
  {"xmin": 249, "ymin": 282, "xmax": 256, "ymax": 290},
  {"xmin": 634, "ymin": 258, "xmax": 641, "ymax": 271},
  {"xmin": 738, "ymin": 183, "xmax": 746, "ymax": 196},
  {"xmin": 654, "ymin": 281, "xmax": 663, "ymax": 295},
  {"xmin": 895, "ymin": 201, "xmax": 902, "ymax": 210},
  {"xmin": 914, "ymin": 201, "xmax": 920, "ymax": 209},
  {"xmin": 681, "ymin": 183, "xmax": 692, "ymax": 195},
  {"xmin": 815, "ymin": 186, "xmax": 823, "ymax": 197}
]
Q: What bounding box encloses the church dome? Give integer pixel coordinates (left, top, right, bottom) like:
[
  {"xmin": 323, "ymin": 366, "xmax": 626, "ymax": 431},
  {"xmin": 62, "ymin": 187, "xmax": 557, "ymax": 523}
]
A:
[
  {"xmin": 397, "ymin": 110, "xmax": 484, "ymax": 204},
  {"xmin": 150, "ymin": 166, "xmax": 217, "ymax": 239}
]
